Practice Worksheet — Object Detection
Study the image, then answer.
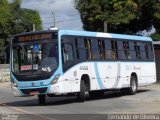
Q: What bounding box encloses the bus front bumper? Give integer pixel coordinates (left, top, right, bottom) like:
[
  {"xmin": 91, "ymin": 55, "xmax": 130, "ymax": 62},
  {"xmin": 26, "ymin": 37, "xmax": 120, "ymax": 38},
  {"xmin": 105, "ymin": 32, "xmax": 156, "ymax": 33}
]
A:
[{"xmin": 11, "ymin": 82, "xmax": 63, "ymax": 97}]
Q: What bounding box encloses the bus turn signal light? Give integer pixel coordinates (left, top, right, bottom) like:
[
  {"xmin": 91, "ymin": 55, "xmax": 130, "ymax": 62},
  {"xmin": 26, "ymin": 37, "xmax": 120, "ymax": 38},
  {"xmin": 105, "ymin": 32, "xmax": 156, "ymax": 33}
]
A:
[{"xmin": 51, "ymin": 74, "xmax": 60, "ymax": 84}]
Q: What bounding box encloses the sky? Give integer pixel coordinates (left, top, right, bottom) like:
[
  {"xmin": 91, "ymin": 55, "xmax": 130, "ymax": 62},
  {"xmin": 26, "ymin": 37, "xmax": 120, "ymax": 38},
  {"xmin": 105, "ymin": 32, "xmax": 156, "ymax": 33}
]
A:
[{"xmin": 21, "ymin": 0, "xmax": 83, "ymax": 30}]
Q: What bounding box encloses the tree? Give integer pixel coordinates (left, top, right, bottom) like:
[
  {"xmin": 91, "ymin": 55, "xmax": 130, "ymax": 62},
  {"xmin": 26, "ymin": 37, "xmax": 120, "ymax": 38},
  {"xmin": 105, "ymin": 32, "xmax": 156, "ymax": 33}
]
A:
[
  {"xmin": 0, "ymin": 0, "xmax": 11, "ymax": 47},
  {"xmin": 9, "ymin": 0, "xmax": 42, "ymax": 35},
  {"xmin": 0, "ymin": 0, "xmax": 42, "ymax": 46},
  {"xmin": 0, "ymin": 0, "xmax": 42, "ymax": 63},
  {"xmin": 150, "ymin": 33, "xmax": 160, "ymax": 41},
  {"xmin": 75, "ymin": 0, "xmax": 160, "ymax": 35},
  {"xmin": 75, "ymin": 0, "xmax": 138, "ymax": 33}
]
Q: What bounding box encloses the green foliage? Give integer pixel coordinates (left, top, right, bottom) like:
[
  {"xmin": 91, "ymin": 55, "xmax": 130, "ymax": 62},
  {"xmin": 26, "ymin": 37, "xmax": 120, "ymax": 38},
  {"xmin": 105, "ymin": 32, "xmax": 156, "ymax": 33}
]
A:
[
  {"xmin": 153, "ymin": 1, "xmax": 160, "ymax": 33},
  {"xmin": 75, "ymin": 0, "xmax": 160, "ymax": 35},
  {"xmin": 0, "ymin": 0, "xmax": 11, "ymax": 37},
  {"xmin": 10, "ymin": 8, "xmax": 42, "ymax": 35},
  {"xmin": 9, "ymin": 0, "xmax": 42, "ymax": 35},
  {"xmin": 0, "ymin": 0, "xmax": 42, "ymax": 50},
  {"xmin": 150, "ymin": 33, "xmax": 160, "ymax": 41},
  {"xmin": 75, "ymin": 0, "xmax": 138, "ymax": 33}
]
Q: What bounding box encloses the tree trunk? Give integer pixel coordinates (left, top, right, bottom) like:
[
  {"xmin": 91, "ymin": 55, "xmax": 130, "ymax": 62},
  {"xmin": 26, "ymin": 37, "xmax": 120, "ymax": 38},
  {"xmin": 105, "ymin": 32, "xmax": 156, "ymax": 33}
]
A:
[{"xmin": 104, "ymin": 21, "xmax": 108, "ymax": 33}]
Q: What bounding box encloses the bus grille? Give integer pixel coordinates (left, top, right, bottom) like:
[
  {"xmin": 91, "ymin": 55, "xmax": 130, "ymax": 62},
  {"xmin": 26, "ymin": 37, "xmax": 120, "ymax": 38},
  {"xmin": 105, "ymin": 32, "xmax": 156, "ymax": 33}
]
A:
[{"xmin": 20, "ymin": 87, "xmax": 47, "ymax": 95}]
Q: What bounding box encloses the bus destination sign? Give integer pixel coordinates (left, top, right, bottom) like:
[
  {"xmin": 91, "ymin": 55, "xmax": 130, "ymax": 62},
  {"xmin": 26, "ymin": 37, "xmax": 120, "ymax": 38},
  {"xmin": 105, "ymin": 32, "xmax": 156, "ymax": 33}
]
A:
[{"xmin": 17, "ymin": 33, "xmax": 53, "ymax": 42}]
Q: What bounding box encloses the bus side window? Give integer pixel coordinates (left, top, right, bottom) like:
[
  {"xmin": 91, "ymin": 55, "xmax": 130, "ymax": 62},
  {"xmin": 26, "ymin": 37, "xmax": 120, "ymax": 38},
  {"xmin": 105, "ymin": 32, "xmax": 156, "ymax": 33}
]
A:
[
  {"xmin": 144, "ymin": 43, "xmax": 149, "ymax": 60},
  {"xmin": 62, "ymin": 43, "xmax": 74, "ymax": 64},
  {"xmin": 117, "ymin": 40, "xmax": 126, "ymax": 60},
  {"xmin": 140, "ymin": 42, "xmax": 147, "ymax": 60},
  {"xmin": 104, "ymin": 39, "xmax": 112, "ymax": 60},
  {"xmin": 129, "ymin": 41, "xmax": 136, "ymax": 60},
  {"xmin": 111, "ymin": 40, "xmax": 117, "ymax": 60},
  {"xmin": 85, "ymin": 38, "xmax": 92, "ymax": 59},
  {"xmin": 91, "ymin": 38, "xmax": 100, "ymax": 59},
  {"xmin": 98, "ymin": 39, "xmax": 105, "ymax": 60},
  {"xmin": 124, "ymin": 41, "xmax": 130, "ymax": 60},
  {"xmin": 134, "ymin": 42, "xmax": 140, "ymax": 60},
  {"xmin": 75, "ymin": 37, "xmax": 88, "ymax": 60},
  {"xmin": 148, "ymin": 42, "xmax": 154, "ymax": 61}
]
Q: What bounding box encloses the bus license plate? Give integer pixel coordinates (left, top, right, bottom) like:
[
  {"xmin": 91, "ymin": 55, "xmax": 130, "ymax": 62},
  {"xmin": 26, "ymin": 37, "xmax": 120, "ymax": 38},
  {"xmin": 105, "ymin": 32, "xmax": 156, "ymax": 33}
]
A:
[{"xmin": 30, "ymin": 91, "xmax": 39, "ymax": 96}]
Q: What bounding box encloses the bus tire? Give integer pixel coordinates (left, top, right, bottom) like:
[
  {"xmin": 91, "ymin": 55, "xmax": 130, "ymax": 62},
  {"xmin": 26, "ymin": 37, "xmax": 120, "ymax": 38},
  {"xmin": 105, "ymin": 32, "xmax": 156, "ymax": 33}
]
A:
[
  {"xmin": 77, "ymin": 80, "xmax": 85, "ymax": 102},
  {"xmin": 38, "ymin": 95, "xmax": 46, "ymax": 105},
  {"xmin": 128, "ymin": 76, "xmax": 137, "ymax": 95},
  {"xmin": 89, "ymin": 91, "xmax": 104, "ymax": 98}
]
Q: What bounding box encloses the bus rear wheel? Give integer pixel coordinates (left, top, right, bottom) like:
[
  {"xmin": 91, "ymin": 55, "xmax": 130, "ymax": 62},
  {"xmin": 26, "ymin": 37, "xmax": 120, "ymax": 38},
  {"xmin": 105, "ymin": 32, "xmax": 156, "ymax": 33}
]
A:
[
  {"xmin": 121, "ymin": 76, "xmax": 137, "ymax": 95},
  {"xmin": 38, "ymin": 95, "xmax": 46, "ymax": 105},
  {"xmin": 77, "ymin": 80, "xmax": 85, "ymax": 102},
  {"xmin": 129, "ymin": 76, "xmax": 137, "ymax": 95}
]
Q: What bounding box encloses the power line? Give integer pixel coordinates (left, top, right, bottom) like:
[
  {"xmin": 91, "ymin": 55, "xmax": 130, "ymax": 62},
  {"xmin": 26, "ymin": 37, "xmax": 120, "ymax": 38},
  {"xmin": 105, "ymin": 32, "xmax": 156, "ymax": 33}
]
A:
[
  {"xmin": 56, "ymin": 17, "xmax": 81, "ymax": 23},
  {"xmin": 43, "ymin": 17, "xmax": 81, "ymax": 25},
  {"xmin": 41, "ymin": 14, "xmax": 80, "ymax": 18}
]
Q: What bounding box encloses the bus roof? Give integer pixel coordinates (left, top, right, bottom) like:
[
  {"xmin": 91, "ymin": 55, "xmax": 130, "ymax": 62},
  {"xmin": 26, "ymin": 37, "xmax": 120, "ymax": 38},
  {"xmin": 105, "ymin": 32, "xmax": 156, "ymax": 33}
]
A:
[
  {"xmin": 59, "ymin": 30, "xmax": 152, "ymax": 42},
  {"xmin": 13, "ymin": 29, "xmax": 152, "ymax": 42}
]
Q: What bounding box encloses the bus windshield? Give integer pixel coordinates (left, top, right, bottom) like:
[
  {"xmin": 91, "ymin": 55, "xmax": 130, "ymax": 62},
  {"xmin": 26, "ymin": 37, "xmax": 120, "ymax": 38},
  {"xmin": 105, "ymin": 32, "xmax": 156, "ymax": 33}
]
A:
[{"xmin": 12, "ymin": 41, "xmax": 58, "ymax": 75}]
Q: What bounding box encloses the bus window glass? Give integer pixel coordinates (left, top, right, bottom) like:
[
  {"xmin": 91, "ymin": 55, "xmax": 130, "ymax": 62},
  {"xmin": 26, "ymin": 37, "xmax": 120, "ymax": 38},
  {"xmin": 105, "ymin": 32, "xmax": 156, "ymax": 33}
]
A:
[
  {"xmin": 129, "ymin": 42, "xmax": 136, "ymax": 60},
  {"xmin": 104, "ymin": 39, "xmax": 112, "ymax": 59},
  {"xmin": 98, "ymin": 39, "xmax": 105, "ymax": 59},
  {"xmin": 12, "ymin": 42, "xmax": 58, "ymax": 75},
  {"xmin": 91, "ymin": 39, "xmax": 100, "ymax": 59},
  {"xmin": 144, "ymin": 43, "xmax": 149, "ymax": 59},
  {"xmin": 77, "ymin": 38, "xmax": 85, "ymax": 48},
  {"xmin": 117, "ymin": 41, "xmax": 126, "ymax": 60},
  {"xmin": 62, "ymin": 44, "xmax": 74, "ymax": 63},
  {"xmin": 75, "ymin": 38, "xmax": 87, "ymax": 60},
  {"xmin": 140, "ymin": 43, "xmax": 147, "ymax": 60},
  {"xmin": 148, "ymin": 42, "xmax": 154, "ymax": 60}
]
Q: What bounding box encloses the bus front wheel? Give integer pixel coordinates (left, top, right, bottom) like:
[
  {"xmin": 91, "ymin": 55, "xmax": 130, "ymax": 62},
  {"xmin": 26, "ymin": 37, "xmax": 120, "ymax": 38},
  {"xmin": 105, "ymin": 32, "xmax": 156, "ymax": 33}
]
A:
[
  {"xmin": 38, "ymin": 95, "xmax": 46, "ymax": 105},
  {"xmin": 77, "ymin": 80, "xmax": 85, "ymax": 102}
]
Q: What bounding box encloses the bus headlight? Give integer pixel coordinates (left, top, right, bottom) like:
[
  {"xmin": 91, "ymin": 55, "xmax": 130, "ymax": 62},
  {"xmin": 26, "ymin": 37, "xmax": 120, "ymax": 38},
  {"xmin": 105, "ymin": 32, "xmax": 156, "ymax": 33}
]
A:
[
  {"xmin": 51, "ymin": 74, "xmax": 60, "ymax": 85},
  {"xmin": 11, "ymin": 79, "xmax": 18, "ymax": 87}
]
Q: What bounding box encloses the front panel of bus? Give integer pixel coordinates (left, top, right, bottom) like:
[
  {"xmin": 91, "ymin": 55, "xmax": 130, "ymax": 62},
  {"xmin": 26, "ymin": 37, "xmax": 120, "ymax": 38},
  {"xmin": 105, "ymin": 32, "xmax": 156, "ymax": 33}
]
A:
[{"xmin": 10, "ymin": 31, "xmax": 62, "ymax": 96}]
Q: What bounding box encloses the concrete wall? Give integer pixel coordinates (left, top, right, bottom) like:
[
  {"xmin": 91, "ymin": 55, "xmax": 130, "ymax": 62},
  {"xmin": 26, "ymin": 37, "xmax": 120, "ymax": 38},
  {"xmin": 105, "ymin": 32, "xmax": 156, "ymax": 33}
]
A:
[{"xmin": 0, "ymin": 64, "xmax": 10, "ymax": 83}]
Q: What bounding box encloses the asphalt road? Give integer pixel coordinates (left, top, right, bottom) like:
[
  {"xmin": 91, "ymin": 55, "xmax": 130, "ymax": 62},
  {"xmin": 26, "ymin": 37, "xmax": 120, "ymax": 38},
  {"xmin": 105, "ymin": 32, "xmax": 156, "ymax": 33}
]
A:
[{"xmin": 0, "ymin": 82, "xmax": 160, "ymax": 120}]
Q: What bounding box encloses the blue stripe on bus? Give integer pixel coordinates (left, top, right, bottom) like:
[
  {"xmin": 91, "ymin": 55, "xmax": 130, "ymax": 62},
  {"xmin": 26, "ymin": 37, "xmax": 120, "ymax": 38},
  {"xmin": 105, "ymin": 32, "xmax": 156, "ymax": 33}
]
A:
[{"xmin": 94, "ymin": 62, "xmax": 105, "ymax": 89}]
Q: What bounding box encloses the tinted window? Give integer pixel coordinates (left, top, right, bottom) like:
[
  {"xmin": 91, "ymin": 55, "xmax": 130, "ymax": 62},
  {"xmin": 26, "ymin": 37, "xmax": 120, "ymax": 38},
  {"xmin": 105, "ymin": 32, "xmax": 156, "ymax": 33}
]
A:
[
  {"xmin": 105, "ymin": 39, "xmax": 111, "ymax": 49},
  {"xmin": 91, "ymin": 39, "xmax": 100, "ymax": 59},
  {"xmin": 129, "ymin": 42, "xmax": 137, "ymax": 60},
  {"xmin": 148, "ymin": 42, "xmax": 154, "ymax": 60},
  {"xmin": 75, "ymin": 38, "xmax": 91, "ymax": 60},
  {"xmin": 104, "ymin": 39, "xmax": 117, "ymax": 60},
  {"xmin": 117, "ymin": 41, "xmax": 126, "ymax": 60},
  {"xmin": 140, "ymin": 42, "xmax": 147, "ymax": 60}
]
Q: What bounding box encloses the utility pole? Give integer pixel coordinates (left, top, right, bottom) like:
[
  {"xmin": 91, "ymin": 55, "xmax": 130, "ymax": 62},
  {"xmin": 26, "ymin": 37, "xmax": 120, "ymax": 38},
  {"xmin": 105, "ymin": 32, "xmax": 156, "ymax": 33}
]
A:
[{"xmin": 52, "ymin": 12, "xmax": 56, "ymax": 28}]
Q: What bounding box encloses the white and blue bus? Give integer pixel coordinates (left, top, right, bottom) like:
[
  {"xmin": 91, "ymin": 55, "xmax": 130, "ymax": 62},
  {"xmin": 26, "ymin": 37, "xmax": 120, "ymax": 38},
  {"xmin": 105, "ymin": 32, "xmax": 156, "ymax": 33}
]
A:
[{"xmin": 10, "ymin": 30, "xmax": 156, "ymax": 104}]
